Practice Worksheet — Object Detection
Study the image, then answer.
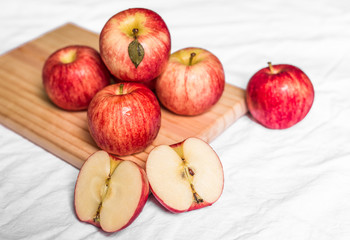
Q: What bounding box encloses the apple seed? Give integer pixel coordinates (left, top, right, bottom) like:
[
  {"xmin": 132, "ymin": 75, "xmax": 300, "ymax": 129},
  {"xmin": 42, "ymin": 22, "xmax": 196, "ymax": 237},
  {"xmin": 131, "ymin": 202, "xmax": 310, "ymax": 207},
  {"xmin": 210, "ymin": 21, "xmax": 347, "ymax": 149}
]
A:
[{"xmin": 183, "ymin": 165, "xmax": 203, "ymax": 204}]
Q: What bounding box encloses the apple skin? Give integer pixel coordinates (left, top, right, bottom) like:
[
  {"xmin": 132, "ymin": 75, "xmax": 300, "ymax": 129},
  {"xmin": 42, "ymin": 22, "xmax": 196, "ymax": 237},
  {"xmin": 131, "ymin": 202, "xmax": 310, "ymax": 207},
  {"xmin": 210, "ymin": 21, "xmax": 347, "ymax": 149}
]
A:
[
  {"xmin": 99, "ymin": 8, "xmax": 171, "ymax": 83},
  {"xmin": 42, "ymin": 45, "xmax": 110, "ymax": 110},
  {"xmin": 74, "ymin": 151, "xmax": 149, "ymax": 233},
  {"xmin": 87, "ymin": 82, "xmax": 161, "ymax": 156},
  {"xmin": 246, "ymin": 63, "xmax": 314, "ymax": 129},
  {"xmin": 155, "ymin": 47, "xmax": 225, "ymax": 116}
]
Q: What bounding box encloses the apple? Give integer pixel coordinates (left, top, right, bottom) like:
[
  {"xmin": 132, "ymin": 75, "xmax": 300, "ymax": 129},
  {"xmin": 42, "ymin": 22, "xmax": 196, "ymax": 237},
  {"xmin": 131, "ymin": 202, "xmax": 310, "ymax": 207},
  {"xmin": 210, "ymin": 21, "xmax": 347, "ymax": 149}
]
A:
[
  {"xmin": 99, "ymin": 8, "xmax": 171, "ymax": 83},
  {"xmin": 146, "ymin": 137, "xmax": 224, "ymax": 213},
  {"xmin": 246, "ymin": 62, "xmax": 314, "ymax": 129},
  {"xmin": 42, "ymin": 45, "xmax": 110, "ymax": 110},
  {"xmin": 87, "ymin": 82, "xmax": 161, "ymax": 156},
  {"xmin": 155, "ymin": 47, "xmax": 225, "ymax": 116},
  {"xmin": 74, "ymin": 150, "xmax": 149, "ymax": 233}
]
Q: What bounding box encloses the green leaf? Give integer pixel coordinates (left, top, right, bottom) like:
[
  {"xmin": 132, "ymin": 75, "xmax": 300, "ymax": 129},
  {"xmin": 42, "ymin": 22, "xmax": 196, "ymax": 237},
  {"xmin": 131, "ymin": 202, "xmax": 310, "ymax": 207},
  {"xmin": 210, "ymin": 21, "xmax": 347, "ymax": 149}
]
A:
[{"xmin": 128, "ymin": 39, "xmax": 144, "ymax": 68}]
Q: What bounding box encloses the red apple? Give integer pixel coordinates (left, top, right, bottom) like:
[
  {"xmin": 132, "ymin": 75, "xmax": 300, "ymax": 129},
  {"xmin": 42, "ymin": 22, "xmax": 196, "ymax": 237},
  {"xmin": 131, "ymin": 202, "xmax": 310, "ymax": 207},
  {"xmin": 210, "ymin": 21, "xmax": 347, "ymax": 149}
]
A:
[
  {"xmin": 246, "ymin": 62, "xmax": 314, "ymax": 129},
  {"xmin": 146, "ymin": 137, "xmax": 224, "ymax": 213},
  {"xmin": 87, "ymin": 82, "xmax": 161, "ymax": 156},
  {"xmin": 155, "ymin": 47, "xmax": 225, "ymax": 116},
  {"xmin": 42, "ymin": 45, "xmax": 110, "ymax": 110},
  {"xmin": 99, "ymin": 8, "xmax": 171, "ymax": 83},
  {"xmin": 74, "ymin": 150, "xmax": 149, "ymax": 233}
]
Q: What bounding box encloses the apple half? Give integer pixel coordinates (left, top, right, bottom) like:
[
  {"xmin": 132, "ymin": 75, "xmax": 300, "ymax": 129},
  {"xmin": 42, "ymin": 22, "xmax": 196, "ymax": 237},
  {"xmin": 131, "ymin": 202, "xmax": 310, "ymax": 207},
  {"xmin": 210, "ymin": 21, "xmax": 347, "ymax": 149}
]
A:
[
  {"xmin": 74, "ymin": 151, "xmax": 149, "ymax": 232},
  {"xmin": 146, "ymin": 138, "xmax": 224, "ymax": 213}
]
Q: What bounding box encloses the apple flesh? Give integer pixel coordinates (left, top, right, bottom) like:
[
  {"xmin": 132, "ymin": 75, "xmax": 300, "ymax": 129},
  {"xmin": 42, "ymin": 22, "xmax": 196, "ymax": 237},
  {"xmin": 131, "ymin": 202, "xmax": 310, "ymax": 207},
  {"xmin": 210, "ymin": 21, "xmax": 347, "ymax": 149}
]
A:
[
  {"xmin": 99, "ymin": 8, "xmax": 171, "ymax": 82},
  {"xmin": 74, "ymin": 150, "xmax": 149, "ymax": 233},
  {"xmin": 42, "ymin": 45, "xmax": 110, "ymax": 110},
  {"xmin": 87, "ymin": 82, "xmax": 161, "ymax": 156},
  {"xmin": 246, "ymin": 62, "xmax": 314, "ymax": 129},
  {"xmin": 155, "ymin": 47, "xmax": 225, "ymax": 115},
  {"xmin": 146, "ymin": 137, "xmax": 224, "ymax": 213}
]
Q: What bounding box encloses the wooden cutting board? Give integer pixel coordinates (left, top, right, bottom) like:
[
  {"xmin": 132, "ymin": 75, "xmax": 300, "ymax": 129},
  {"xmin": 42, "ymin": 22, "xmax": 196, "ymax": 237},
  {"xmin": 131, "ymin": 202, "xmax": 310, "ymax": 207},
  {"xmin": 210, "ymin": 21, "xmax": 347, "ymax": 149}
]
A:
[{"xmin": 0, "ymin": 23, "xmax": 247, "ymax": 169}]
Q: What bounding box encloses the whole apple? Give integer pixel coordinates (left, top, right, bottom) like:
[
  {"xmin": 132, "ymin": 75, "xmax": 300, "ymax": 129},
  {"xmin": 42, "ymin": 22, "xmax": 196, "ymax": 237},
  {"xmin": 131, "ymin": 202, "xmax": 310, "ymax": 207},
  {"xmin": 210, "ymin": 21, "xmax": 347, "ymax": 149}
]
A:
[
  {"xmin": 99, "ymin": 8, "xmax": 171, "ymax": 83},
  {"xmin": 155, "ymin": 47, "xmax": 225, "ymax": 116},
  {"xmin": 246, "ymin": 62, "xmax": 314, "ymax": 129},
  {"xmin": 87, "ymin": 83, "xmax": 161, "ymax": 156},
  {"xmin": 42, "ymin": 45, "xmax": 110, "ymax": 110}
]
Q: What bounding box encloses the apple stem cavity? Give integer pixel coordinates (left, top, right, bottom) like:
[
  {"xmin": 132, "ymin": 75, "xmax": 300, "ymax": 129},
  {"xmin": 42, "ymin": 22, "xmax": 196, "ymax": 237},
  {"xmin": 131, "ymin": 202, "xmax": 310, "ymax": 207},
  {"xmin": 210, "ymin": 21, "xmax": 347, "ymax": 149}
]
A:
[
  {"xmin": 189, "ymin": 52, "xmax": 196, "ymax": 66},
  {"xmin": 60, "ymin": 49, "xmax": 77, "ymax": 64}
]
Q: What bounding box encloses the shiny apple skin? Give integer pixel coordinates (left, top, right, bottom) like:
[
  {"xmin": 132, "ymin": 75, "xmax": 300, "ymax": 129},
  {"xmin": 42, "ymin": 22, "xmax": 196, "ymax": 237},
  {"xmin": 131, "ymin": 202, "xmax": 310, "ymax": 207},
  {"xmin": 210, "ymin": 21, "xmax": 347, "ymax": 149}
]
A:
[
  {"xmin": 99, "ymin": 8, "xmax": 171, "ymax": 83},
  {"xmin": 155, "ymin": 47, "xmax": 225, "ymax": 116},
  {"xmin": 246, "ymin": 64, "xmax": 314, "ymax": 129},
  {"xmin": 87, "ymin": 83, "xmax": 161, "ymax": 156},
  {"xmin": 42, "ymin": 45, "xmax": 110, "ymax": 110}
]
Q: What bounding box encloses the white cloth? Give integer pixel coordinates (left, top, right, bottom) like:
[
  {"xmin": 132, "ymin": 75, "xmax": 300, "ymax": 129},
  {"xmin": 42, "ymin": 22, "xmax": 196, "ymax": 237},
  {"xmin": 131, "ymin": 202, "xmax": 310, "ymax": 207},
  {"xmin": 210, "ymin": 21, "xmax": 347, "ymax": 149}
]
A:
[{"xmin": 1, "ymin": 0, "xmax": 350, "ymax": 239}]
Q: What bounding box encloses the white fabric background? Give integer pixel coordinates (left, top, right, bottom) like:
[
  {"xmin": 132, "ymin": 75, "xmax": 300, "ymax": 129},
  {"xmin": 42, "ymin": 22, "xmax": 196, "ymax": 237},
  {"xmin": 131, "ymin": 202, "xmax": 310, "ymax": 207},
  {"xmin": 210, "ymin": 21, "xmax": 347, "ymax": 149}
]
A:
[{"xmin": 1, "ymin": 0, "xmax": 350, "ymax": 239}]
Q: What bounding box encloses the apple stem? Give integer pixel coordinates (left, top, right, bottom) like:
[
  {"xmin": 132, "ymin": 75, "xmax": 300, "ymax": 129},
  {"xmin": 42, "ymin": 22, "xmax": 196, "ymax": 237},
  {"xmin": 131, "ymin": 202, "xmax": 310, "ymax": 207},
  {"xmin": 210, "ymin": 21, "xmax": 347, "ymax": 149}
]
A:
[
  {"xmin": 132, "ymin": 28, "xmax": 139, "ymax": 39},
  {"xmin": 268, "ymin": 62, "xmax": 274, "ymax": 73},
  {"xmin": 189, "ymin": 52, "xmax": 196, "ymax": 66},
  {"xmin": 119, "ymin": 83, "xmax": 124, "ymax": 95}
]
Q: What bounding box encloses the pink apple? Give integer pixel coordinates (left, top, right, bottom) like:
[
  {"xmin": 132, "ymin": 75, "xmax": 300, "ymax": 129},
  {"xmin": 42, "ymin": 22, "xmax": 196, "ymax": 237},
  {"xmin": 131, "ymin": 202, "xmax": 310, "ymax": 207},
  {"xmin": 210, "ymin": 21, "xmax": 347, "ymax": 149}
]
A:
[
  {"xmin": 74, "ymin": 150, "xmax": 149, "ymax": 232},
  {"xmin": 146, "ymin": 137, "xmax": 224, "ymax": 213},
  {"xmin": 87, "ymin": 82, "xmax": 161, "ymax": 156},
  {"xmin": 246, "ymin": 62, "xmax": 314, "ymax": 129},
  {"xmin": 99, "ymin": 8, "xmax": 171, "ymax": 83},
  {"xmin": 42, "ymin": 45, "xmax": 110, "ymax": 110},
  {"xmin": 155, "ymin": 47, "xmax": 225, "ymax": 116}
]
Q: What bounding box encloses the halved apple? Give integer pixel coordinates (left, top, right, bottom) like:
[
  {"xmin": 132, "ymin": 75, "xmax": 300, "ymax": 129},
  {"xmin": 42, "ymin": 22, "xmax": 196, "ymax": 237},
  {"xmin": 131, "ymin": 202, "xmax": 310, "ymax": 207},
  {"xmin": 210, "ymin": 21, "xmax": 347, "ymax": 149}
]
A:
[
  {"xmin": 146, "ymin": 137, "xmax": 224, "ymax": 213},
  {"xmin": 74, "ymin": 151, "xmax": 149, "ymax": 232}
]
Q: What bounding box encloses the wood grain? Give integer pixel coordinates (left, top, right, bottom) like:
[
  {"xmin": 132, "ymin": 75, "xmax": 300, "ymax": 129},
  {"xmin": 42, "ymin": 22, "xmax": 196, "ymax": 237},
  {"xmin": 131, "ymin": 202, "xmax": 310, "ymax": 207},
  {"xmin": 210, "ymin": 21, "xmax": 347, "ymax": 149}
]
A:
[{"xmin": 0, "ymin": 23, "xmax": 247, "ymax": 169}]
